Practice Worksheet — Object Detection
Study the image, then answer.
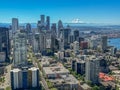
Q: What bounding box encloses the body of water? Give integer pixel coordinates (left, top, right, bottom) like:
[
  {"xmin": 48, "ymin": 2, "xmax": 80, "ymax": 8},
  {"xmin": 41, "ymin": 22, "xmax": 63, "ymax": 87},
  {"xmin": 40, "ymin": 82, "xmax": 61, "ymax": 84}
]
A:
[{"xmin": 108, "ymin": 38, "xmax": 120, "ymax": 50}]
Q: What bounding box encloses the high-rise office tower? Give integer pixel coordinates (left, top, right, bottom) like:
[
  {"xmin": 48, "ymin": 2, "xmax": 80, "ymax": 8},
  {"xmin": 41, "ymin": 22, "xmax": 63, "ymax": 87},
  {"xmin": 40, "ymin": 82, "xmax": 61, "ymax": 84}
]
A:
[
  {"xmin": 51, "ymin": 23, "xmax": 57, "ymax": 37},
  {"xmin": 26, "ymin": 23, "xmax": 32, "ymax": 45},
  {"xmin": 85, "ymin": 56, "xmax": 100, "ymax": 84},
  {"xmin": 12, "ymin": 18, "xmax": 19, "ymax": 32},
  {"xmin": 73, "ymin": 41, "xmax": 79, "ymax": 54},
  {"xmin": 38, "ymin": 15, "xmax": 47, "ymax": 31},
  {"xmin": 68, "ymin": 35, "xmax": 74, "ymax": 43},
  {"xmin": 26, "ymin": 23, "xmax": 31, "ymax": 34},
  {"xmin": 51, "ymin": 23, "xmax": 57, "ymax": 46},
  {"xmin": 41, "ymin": 15, "xmax": 45, "ymax": 25},
  {"xmin": 46, "ymin": 31, "xmax": 52, "ymax": 49},
  {"xmin": 33, "ymin": 30, "xmax": 53, "ymax": 53},
  {"xmin": 60, "ymin": 28, "xmax": 71, "ymax": 49},
  {"xmin": 39, "ymin": 32, "xmax": 46, "ymax": 52},
  {"xmin": 37, "ymin": 20, "xmax": 41, "ymax": 30},
  {"xmin": 33, "ymin": 33, "xmax": 40, "ymax": 53},
  {"xmin": 13, "ymin": 30, "xmax": 27, "ymax": 67},
  {"xmin": 58, "ymin": 29, "xmax": 64, "ymax": 51},
  {"xmin": 74, "ymin": 30, "xmax": 79, "ymax": 41},
  {"xmin": 102, "ymin": 36, "xmax": 107, "ymax": 51},
  {"xmin": 0, "ymin": 27, "xmax": 10, "ymax": 62},
  {"xmin": 46, "ymin": 16, "xmax": 50, "ymax": 30},
  {"xmin": 58, "ymin": 20, "xmax": 63, "ymax": 38}
]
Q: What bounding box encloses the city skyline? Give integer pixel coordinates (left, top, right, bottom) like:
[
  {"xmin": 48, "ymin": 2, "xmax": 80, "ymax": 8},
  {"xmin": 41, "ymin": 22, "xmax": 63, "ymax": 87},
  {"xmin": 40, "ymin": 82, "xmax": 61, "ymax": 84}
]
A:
[
  {"xmin": 1, "ymin": 1, "xmax": 120, "ymax": 89},
  {"xmin": 0, "ymin": 0, "xmax": 120, "ymax": 24}
]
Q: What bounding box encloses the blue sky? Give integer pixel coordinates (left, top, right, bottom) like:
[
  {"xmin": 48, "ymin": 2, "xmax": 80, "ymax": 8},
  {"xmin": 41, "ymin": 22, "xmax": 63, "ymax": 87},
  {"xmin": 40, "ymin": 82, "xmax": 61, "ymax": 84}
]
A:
[{"xmin": 0, "ymin": 0, "xmax": 120, "ymax": 24}]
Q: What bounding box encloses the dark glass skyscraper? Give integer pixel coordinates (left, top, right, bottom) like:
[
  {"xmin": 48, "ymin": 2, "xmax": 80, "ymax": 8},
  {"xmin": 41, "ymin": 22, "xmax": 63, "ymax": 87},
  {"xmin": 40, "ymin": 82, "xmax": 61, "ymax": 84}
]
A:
[
  {"xmin": 0, "ymin": 27, "xmax": 10, "ymax": 62},
  {"xmin": 46, "ymin": 16, "xmax": 50, "ymax": 30},
  {"xmin": 26, "ymin": 23, "xmax": 31, "ymax": 33},
  {"xmin": 40, "ymin": 15, "xmax": 45, "ymax": 26},
  {"xmin": 74, "ymin": 30, "xmax": 79, "ymax": 41}
]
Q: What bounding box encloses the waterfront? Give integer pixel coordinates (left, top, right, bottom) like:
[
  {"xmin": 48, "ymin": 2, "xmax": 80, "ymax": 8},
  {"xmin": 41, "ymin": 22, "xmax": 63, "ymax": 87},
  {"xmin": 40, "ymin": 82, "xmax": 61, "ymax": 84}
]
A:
[{"xmin": 108, "ymin": 38, "xmax": 120, "ymax": 50}]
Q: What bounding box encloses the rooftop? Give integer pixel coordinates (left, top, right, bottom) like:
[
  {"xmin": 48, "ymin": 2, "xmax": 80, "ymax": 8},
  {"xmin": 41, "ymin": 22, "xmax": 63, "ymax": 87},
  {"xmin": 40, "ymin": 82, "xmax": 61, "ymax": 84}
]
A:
[
  {"xmin": 29, "ymin": 67, "xmax": 39, "ymax": 71},
  {"xmin": 49, "ymin": 75, "xmax": 79, "ymax": 85},
  {"xmin": 99, "ymin": 72, "xmax": 114, "ymax": 81},
  {"xmin": 43, "ymin": 63, "xmax": 69, "ymax": 75},
  {"xmin": 11, "ymin": 68, "xmax": 21, "ymax": 72}
]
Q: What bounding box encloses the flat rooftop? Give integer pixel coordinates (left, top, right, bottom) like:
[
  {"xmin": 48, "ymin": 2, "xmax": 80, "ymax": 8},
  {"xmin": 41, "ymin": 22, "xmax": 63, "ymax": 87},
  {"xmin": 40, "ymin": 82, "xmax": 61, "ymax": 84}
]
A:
[
  {"xmin": 43, "ymin": 63, "xmax": 69, "ymax": 75},
  {"xmin": 49, "ymin": 75, "xmax": 79, "ymax": 85}
]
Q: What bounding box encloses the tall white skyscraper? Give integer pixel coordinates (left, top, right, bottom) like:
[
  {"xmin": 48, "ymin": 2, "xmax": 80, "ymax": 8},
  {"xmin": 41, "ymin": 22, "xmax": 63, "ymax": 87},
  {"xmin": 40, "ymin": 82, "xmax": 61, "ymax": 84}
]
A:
[
  {"xmin": 73, "ymin": 41, "xmax": 79, "ymax": 54},
  {"xmin": 12, "ymin": 18, "xmax": 19, "ymax": 32},
  {"xmin": 58, "ymin": 20, "xmax": 63, "ymax": 38},
  {"xmin": 13, "ymin": 30, "xmax": 27, "ymax": 67},
  {"xmin": 85, "ymin": 56, "xmax": 100, "ymax": 84}
]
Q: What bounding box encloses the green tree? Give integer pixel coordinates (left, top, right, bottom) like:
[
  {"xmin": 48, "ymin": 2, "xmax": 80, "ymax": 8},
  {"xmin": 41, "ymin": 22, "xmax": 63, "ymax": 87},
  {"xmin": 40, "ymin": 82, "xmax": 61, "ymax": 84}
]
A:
[
  {"xmin": 50, "ymin": 88, "xmax": 58, "ymax": 90},
  {"xmin": 92, "ymin": 85, "xmax": 100, "ymax": 90},
  {"xmin": 86, "ymin": 80, "xmax": 92, "ymax": 86},
  {"xmin": 6, "ymin": 86, "xmax": 11, "ymax": 90},
  {"xmin": 99, "ymin": 86, "xmax": 105, "ymax": 90}
]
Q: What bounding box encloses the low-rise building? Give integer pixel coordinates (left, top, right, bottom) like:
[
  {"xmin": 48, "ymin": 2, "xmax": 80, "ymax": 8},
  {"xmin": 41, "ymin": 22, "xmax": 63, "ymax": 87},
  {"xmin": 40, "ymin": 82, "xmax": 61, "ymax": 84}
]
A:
[
  {"xmin": 43, "ymin": 63, "xmax": 69, "ymax": 79},
  {"xmin": 49, "ymin": 75, "xmax": 79, "ymax": 90}
]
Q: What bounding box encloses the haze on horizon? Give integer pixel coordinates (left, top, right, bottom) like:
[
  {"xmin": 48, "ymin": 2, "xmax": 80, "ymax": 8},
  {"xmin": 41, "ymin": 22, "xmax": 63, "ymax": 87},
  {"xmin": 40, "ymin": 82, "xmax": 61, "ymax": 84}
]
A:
[{"xmin": 0, "ymin": 0, "xmax": 120, "ymax": 24}]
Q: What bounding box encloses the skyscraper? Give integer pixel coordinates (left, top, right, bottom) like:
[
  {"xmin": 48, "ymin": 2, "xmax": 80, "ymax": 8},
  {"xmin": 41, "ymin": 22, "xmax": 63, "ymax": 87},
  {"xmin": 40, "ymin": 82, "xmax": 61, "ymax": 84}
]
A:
[
  {"xmin": 73, "ymin": 41, "xmax": 79, "ymax": 54},
  {"xmin": 102, "ymin": 36, "xmax": 107, "ymax": 51},
  {"xmin": 13, "ymin": 30, "xmax": 27, "ymax": 67},
  {"xmin": 33, "ymin": 30, "xmax": 53, "ymax": 53},
  {"xmin": 26, "ymin": 23, "xmax": 31, "ymax": 34},
  {"xmin": 41, "ymin": 15, "xmax": 45, "ymax": 26},
  {"xmin": 85, "ymin": 56, "xmax": 100, "ymax": 84},
  {"xmin": 0, "ymin": 27, "xmax": 10, "ymax": 62},
  {"xmin": 38, "ymin": 15, "xmax": 49, "ymax": 31},
  {"xmin": 33, "ymin": 33, "xmax": 40, "ymax": 53},
  {"xmin": 58, "ymin": 20, "xmax": 63, "ymax": 38},
  {"xmin": 74, "ymin": 30, "xmax": 79, "ymax": 41},
  {"xmin": 12, "ymin": 18, "xmax": 19, "ymax": 32},
  {"xmin": 26, "ymin": 23, "xmax": 32, "ymax": 45},
  {"xmin": 10, "ymin": 67, "xmax": 39, "ymax": 89},
  {"xmin": 46, "ymin": 16, "xmax": 50, "ymax": 30},
  {"xmin": 51, "ymin": 23, "xmax": 57, "ymax": 37},
  {"xmin": 60, "ymin": 28, "xmax": 71, "ymax": 49}
]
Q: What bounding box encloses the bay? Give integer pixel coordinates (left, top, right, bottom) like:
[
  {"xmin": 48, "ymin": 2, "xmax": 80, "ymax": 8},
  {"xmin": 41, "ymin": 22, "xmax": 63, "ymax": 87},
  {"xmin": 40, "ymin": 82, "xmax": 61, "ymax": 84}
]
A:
[{"xmin": 108, "ymin": 38, "xmax": 120, "ymax": 50}]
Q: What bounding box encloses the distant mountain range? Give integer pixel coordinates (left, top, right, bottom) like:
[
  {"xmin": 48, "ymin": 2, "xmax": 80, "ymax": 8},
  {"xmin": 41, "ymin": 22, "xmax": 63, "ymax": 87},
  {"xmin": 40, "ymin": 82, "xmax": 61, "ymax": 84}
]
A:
[{"xmin": 0, "ymin": 23, "xmax": 120, "ymax": 28}]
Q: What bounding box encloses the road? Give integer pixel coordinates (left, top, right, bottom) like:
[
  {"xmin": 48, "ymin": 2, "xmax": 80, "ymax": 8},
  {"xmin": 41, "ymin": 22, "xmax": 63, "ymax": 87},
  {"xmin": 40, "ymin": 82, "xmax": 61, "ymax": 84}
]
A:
[
  {"xmin": 33, "ymin": 58, "xmax": 49, "ymax": 90},
  {"xmin": 40, "ymin": 71, "xmax": 49, "ymax": 90},
  {"xmin": 29, "ymin": 50, "xmax": 49, "ymax": 90},
  {"xmin": 0, "ymin": 64, "xmax": 11, "ymax": 89}
]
